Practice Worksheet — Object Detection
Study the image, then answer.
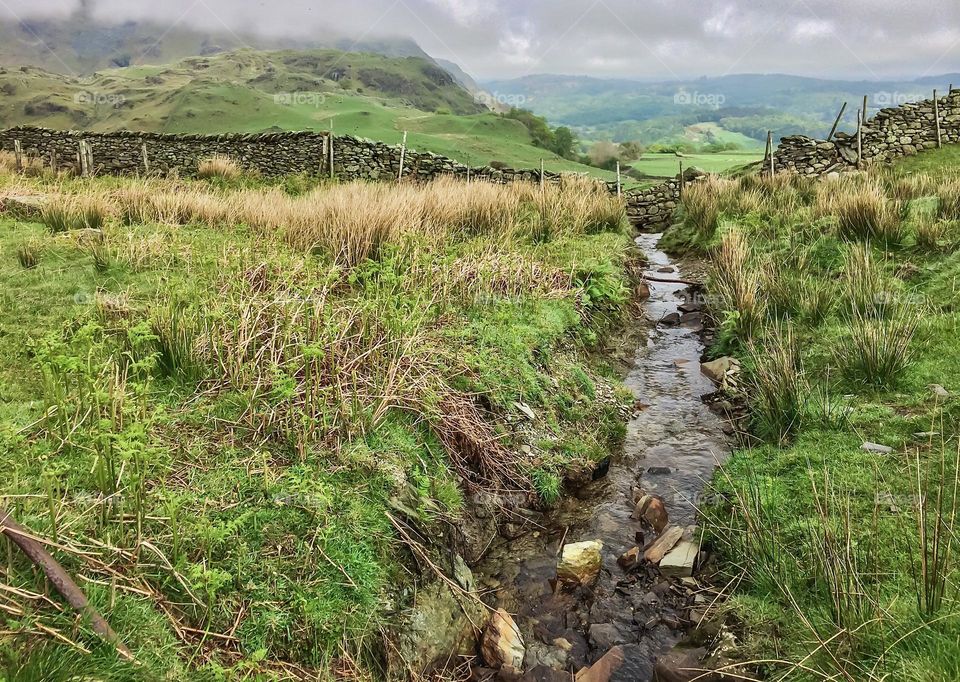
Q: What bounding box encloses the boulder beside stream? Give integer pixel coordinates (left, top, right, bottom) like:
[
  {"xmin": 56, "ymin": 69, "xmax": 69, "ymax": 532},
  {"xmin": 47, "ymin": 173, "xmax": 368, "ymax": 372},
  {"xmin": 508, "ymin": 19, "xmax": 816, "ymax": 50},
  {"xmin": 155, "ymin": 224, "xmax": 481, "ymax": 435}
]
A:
[
  {"xmin": 393, "ymin": 566, "xmax": 486, "ymax": 674},
  {"xmin": 482, "ymin": 608, "xmax": 525, "ymax": 670}
]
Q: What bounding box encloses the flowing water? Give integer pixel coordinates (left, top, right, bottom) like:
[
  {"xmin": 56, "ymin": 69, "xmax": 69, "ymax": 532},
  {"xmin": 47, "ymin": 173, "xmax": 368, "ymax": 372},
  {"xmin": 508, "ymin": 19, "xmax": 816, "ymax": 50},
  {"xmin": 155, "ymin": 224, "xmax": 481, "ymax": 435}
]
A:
[{"xmin": 475, "ymin": 233, "xmax": 731, "ymax": 680}]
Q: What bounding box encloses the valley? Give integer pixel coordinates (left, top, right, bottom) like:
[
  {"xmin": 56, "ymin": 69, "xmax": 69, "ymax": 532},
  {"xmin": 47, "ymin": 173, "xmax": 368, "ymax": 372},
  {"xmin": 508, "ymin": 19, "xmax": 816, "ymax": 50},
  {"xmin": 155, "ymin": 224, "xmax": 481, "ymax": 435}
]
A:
[{"xmin": 2, "ymin": 5, "xmax": 960, "ymax": 682}]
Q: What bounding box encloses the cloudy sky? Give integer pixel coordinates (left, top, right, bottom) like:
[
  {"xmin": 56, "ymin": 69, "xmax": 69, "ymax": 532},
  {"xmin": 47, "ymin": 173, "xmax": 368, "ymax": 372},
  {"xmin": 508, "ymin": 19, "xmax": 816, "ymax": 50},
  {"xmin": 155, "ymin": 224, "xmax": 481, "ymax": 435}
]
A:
[{"xmin": 2, "ymin": 0, "xmax": 959, "ymax": 81}]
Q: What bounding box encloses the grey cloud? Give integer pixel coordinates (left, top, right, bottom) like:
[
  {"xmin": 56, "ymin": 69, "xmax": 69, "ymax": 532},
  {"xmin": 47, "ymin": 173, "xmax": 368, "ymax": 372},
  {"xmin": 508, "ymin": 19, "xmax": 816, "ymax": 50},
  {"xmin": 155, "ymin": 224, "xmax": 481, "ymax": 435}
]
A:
[{"xmin": 1, "ymin": 0, "xmax": 958, "ymax": 79}]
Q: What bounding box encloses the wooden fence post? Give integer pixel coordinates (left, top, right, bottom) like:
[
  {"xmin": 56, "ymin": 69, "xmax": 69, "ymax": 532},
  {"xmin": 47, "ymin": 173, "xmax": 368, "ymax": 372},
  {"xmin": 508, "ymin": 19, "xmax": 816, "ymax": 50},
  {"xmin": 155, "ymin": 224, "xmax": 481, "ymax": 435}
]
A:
[
  {"xmin": 539, "ymin": 159, "xmax": 545, "ymax": 191},
  {"xmin": 329, "ymin": 121, "xmax": 335, "ymax": 180},
  {"xmin": 616, "ymin": 161, "xmax": 621, "ymax": 198},
  {"xmin": 934, "ymin": 89, "xmax": 943, "ymax": 149},
  {"xmin": 79, "ymin": 140, "xmax": 88, "ymax": 177},
  {"xmin": 397, "ymin": 131, "xmax": 408, "ymax": 183},
  {"xmin": 86, "ymin": 141, "xmax": 94, "ymax": 176},
  {"xmin": 856, "ymin": 110, "xmax": 863, "ymax": 168},
  {"xmin": 141, "ymin": 143, "xmax": 150, "ymax": 175},
  {"xmin": 766, "ymin": 131, "xmax": 775, "ymax": 177},
  {"xmin": 13, "ymin": 140, "xmax": 22, "ymax": 172},
  {"xmin": 678, "ymin": 161, "xmax": 683, "ymax": 200},
  {"xmin": 827, "ymin": 102, "xmax": 847, "ymax": 141},
  {"xmin": 862, "ymin": 95, "xmax": 868, "ymax": 125},
  {"xmin": 321, "ymin": 135, "xmax": 328, "ymax": 177}
]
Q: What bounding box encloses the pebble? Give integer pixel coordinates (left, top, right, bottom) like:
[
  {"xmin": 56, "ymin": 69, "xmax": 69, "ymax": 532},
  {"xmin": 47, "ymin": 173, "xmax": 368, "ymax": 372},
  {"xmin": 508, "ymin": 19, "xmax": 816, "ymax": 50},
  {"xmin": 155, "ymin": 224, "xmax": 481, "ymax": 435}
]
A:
[{"xmin": 861, "ymin": 442, "xmax": 894, "ymax": 454}]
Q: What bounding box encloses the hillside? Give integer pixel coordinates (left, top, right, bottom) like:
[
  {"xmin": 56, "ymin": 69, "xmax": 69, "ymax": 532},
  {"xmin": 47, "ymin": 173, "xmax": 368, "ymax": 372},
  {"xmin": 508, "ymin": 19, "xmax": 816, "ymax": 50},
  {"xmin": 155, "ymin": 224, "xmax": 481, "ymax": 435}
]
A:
[
  {"xmin": 485, "ymin": 72, "xmax": 960, "ymax": 148},
  {"xmin": 0, "ymin": 49, "xmax": 621, "ymax": 180},
  {"xmin": 0, "ymin": 13, "xmax": 431, "ymax": 75}
]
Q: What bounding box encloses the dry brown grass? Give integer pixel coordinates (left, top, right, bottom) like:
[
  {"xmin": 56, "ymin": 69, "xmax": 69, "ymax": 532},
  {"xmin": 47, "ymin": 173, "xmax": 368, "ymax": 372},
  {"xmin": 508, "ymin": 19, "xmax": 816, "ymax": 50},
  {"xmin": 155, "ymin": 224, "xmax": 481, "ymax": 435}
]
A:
[
  {"xmin": 0, "ymin": 150, "xmax": 46, "ymax": 177},
  {"xmin": 197, "ymin": 155, "xmax": 243, "ymax": 180},
  {"xmin": 915, "ymin": 215, "xmax": 951, "ymax": 251},
  {"xmin": 816, "ymin": 180, "xmax": 905, "ymax": 244},
  {"xmin": 887, "ymin": 174, "xmax": 937, "ymax": 201},
  {"xmin": 0, "ymin": 150, "xmax": 17, "ymax": 174},
  {"xmin": 23, "ymin": 176, "xmax": 623, "ymax": 268},
  {"xmin": 681, "ymin": 178, "xmax": 724, "ymax": 238},
  {"xmin": 712, "ymin": 229, "xmax": 766, "ymax": 342},
  {"xmin": 937, "ymin": 179, "xmax": 960, "ymax": 220}
]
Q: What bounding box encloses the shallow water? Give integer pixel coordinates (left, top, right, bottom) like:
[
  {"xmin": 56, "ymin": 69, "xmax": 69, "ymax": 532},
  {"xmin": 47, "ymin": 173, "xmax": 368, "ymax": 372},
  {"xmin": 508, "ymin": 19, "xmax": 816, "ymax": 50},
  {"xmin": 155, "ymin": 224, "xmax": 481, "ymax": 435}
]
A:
[{"xmin": 475, "ymin": 233, "xmax": 731, "ymax": 680}]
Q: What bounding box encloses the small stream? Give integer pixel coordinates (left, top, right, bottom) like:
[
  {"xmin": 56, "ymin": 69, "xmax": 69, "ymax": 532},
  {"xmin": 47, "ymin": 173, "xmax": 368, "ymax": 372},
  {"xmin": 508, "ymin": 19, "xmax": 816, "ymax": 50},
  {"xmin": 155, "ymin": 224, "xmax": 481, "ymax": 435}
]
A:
[{"xmin": 475, "ymin": 233, "xmax": 731, "ymax": 680}]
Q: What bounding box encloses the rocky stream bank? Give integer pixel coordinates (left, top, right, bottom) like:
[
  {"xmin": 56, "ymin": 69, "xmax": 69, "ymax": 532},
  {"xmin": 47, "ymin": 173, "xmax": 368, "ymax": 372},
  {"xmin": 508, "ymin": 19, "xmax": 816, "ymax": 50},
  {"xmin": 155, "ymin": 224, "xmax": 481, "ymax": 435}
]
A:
[{"xmin": 403, "ymin": 233, "xmax": 752, "ymax": 681}]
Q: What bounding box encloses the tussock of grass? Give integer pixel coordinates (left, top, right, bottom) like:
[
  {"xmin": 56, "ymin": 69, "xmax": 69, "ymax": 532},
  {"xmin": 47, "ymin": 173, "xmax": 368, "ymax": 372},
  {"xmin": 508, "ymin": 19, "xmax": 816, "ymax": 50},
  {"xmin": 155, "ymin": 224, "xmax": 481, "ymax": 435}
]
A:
[
  {"xmin": 836, "ymin": 306, "xmax": 922, "ymax": 387},
  {"xmin": 711, "ymin": 229, "xmax": 765, "ymax": 348},
  {"xmin": 887, "ymin": 173, "xmax": 936, "ymax": 201},
  {"xmin": 748, "ymin": 325, "xmax": 806, "ymax": 444},
  {"xmin": 915, "ymin": 214, "xmax": 952, "ymax": 251},
  {"xmin": 820, "ymin": 182, "xmax": 906, "ymax": 245},
  {"xmin": 841, "ymin": 243, "xmax": 892, "ymax": 319},
  {"xmin": 16, "ymin": 239, "xmax": 40, "ymax": 269},
  {"xmin": 197, "ymin": 154, "xmax": 243, "ymax": 180},
  {"xmin": 937, "ymin": 179, "xmax": 960, "ymax": 220},
  {"xmin": 680, "ymin": 178, "xmax": 723, "ymax": 241},
  {"xmin": 40, "ymin": 195, "xmax": 108, "ymax": 233}
]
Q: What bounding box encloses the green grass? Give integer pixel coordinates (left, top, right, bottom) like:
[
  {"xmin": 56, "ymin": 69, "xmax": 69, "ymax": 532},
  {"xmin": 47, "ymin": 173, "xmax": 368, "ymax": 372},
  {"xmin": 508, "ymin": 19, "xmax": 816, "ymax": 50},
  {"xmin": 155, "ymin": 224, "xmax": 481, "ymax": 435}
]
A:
[
  {"xmin": 887, "ymin": 144, "xmax": 960, "ymax": 179},
  {"xmin": 665, "ymin": 148, "xmax": 960, "ymax": 679},
  {"xmin": 0, "ymin": 170, "xmax": 632, "ymax": 678},
  {"xmin": 629, "ymin": 151, "xmax": 762, "ymax": 179}
]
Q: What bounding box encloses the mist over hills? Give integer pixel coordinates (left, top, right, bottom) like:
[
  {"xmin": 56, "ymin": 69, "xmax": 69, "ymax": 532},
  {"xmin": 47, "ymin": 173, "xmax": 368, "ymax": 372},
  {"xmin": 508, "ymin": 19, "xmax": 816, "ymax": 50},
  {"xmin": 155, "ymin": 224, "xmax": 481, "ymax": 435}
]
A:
[{"xmin": 0, "ymin": 12, "xmax": 432, "ymax": 75}]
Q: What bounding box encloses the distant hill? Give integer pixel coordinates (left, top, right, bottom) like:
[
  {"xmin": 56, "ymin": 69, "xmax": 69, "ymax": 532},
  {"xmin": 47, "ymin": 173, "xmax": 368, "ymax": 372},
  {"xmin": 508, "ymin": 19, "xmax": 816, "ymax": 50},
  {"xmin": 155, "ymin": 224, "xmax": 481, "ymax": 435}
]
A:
[
  {"xmin": 484, "ymin": 72, "xmax": 960, "ymax": 148},
  {"xmin": 0, "ymin": 13, "xmax": 433, "ymax": 74},
  {"xmin": 0, "ymin": 48, "xmax": 487, "ymax": 129},
  {"xmin": 0, "ymin": 48, "xmax": 620, "ymax": 182}
]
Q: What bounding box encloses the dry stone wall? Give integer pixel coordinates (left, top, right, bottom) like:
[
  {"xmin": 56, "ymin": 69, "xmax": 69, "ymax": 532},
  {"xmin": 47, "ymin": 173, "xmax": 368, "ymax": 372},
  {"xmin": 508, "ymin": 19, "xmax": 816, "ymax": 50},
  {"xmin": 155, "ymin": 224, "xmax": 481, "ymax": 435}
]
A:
[
  {"xmin": 625, "ymin": 178, "xmax": 683, "ymax": 232},
  {"xmin": 0, "ymin": 125, "xmax": 689, "ymax": 231},
  {"xmin": 4, "ymin": 91, "xmax": 958, "ymax": 232},
  {"xmin": 775, "ymin": 89, "xmax": 960, "ymax": 176},
  {"xmin": 0, "ymin": 126, "xmax": 568, "ymax": 185}
]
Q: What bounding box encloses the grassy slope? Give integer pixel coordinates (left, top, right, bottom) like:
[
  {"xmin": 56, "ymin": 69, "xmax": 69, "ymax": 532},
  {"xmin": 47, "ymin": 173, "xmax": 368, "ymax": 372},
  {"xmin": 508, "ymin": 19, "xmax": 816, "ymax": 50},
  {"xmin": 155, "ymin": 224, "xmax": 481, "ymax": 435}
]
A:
[
  {"xmin": 630, "ymin": 151, "xmax": 761, "ymax": 179},
  {"xmin": 664, "ymin": 148, "xmax": 960, "ymax": 679},
  {"xmin": 0, "ymin": 50, "xmax": 621, "ymax": 183},
  {"xmin": 0, "ymin": 168, "xmax": 632, "ymax": 679}
]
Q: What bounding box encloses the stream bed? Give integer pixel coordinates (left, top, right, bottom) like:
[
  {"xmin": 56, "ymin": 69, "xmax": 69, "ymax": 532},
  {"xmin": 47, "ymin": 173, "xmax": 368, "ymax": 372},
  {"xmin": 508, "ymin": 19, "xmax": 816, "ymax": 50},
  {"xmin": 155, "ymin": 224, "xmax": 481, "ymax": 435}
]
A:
[{"xmin": 473, "ymin": 233, "xmax": 732, "ymax": 680}]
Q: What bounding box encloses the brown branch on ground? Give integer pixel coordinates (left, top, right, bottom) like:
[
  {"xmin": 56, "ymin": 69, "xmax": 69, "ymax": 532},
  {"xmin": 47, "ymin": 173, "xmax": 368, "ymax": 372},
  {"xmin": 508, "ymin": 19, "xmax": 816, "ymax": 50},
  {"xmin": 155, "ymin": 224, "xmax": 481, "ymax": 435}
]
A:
[
  {"xmin": 644, "ymin": 275, "xmax": 701, "ymax": 286},
  {"xmin": 0, "ymin": 508, "xmax": 135, "ymax": 662}
]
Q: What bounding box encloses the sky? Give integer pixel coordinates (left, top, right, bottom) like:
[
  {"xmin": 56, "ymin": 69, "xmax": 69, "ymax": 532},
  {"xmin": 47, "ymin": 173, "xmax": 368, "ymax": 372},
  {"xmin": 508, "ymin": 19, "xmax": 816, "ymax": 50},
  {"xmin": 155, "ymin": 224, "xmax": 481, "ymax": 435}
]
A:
[{"xmin": 1, "ymin": 0, "xmax": 958, "ymax": 81}]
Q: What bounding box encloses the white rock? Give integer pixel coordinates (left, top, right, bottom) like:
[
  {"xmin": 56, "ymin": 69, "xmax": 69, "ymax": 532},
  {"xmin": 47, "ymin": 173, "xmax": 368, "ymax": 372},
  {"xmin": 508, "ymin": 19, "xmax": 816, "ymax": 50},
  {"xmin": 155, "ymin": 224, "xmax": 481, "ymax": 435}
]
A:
[
  {"xmin": 700, "ymin": 357, "xmax": 739, "ymax": 384},
  {"xmin": 930, "ymin": 384, "xmax": 951, "ymax": 399},
  {"xmin": 862, "ymin": 442, "xmax": 893, "ymax": 454},
  {"xmin": 558, "ymin": 540, "xmax": 603, "ymax": 585},
  {"xmin": 660, "ymin": 537, "xmax": 701, "ymax": 577},
  {"xmin": 514, "ymin": 401, "xmax": 536, "ymax": 420}
]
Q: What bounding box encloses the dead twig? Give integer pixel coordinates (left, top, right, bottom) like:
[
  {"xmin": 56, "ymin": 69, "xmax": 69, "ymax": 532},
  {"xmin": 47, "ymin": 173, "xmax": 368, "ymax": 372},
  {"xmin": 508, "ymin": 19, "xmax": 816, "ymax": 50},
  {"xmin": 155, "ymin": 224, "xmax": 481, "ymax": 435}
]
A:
[{"xmin": 0, "ymin": 508, "xmax": 135, "ymax": 662}]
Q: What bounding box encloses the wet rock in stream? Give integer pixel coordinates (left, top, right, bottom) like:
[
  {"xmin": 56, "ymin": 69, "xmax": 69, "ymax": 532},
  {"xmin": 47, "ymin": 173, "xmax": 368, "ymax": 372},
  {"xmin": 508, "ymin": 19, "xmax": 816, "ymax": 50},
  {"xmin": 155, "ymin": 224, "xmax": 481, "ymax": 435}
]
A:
[
  {"xmin": 557, "ymin": 541, "xmax": 603, "ymax": 586},
  {"xmin": 482, "ymin": 608, "xmax": 526, "ymax": 669}
]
